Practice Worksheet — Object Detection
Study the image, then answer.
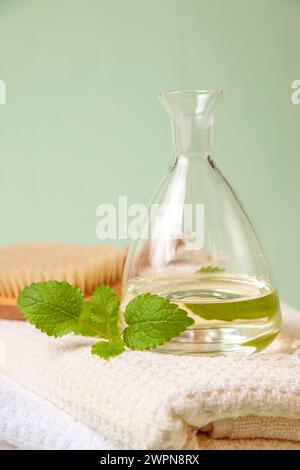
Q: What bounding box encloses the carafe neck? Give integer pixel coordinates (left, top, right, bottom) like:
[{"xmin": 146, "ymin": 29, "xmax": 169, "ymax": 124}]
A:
[
  {"xmin": 159, "ymin": 89, "xmax": 222, "ymax": 160},
  {"xmin": 170, "ymin": 114, "xmax": 213, "ymax": 159}
]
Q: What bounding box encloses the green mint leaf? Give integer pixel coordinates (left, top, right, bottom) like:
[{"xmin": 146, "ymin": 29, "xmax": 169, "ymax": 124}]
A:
[
  {"xmin": 17, "ymin": 281, "xmax": 85, "ymax": 337},
  {"xmin": 77, "ymin": 303, "xmax": 106, "ymax": 338},
  {"xmin": 91, "ymin": 339, "xmax": 125, "ymax": 360},
  {"xmin": 123, "ymin": 294, "xmax": 194, "ymax": 350},
  {"xmin": 18, "ymin": 281, "xmax": 106, "ymax": 338},
  {"xmin": 196, "ymin": 266, "xmax": 225, "ymax": 273},
  {"xmin": 89, "ymin": 285, "xmax": 120, "ymax": 339}
]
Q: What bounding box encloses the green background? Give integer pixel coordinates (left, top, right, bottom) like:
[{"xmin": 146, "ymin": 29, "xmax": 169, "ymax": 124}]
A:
[{"xmin": 0, "ymin": 0, "xmax": 299, "ymax": 308}]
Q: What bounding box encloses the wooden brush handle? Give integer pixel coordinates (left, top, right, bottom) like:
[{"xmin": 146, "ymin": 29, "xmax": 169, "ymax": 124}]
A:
[{"xmin": 0, "ymin": 304, "xmax": 24, "ymax": 320}]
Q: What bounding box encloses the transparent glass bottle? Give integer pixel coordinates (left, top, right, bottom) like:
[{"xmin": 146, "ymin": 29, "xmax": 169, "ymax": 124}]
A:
[{"xmin": 121, "ymin": 89, "xmax": 281, "ymax": 355}]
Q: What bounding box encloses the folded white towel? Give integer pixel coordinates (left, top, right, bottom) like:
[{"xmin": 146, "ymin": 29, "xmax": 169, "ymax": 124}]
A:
[
  {"xmin": 1, "ymin": 377, "xmax": 299, "ymax": 451},
  {"xmin": 0, "ymin": 303, "xmax": 300, "ymax": 450},
  {"xmin": 0, "ymin": 376, "xmax": 119, "ymax": 450}
]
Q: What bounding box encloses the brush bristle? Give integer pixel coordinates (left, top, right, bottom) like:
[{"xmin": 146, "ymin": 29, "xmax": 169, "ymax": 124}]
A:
[{"xmin": 0, "ymin": 242, "xmax": 127, "ymax": 301}]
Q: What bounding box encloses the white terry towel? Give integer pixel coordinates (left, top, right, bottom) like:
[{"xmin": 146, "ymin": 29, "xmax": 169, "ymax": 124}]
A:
[
  {"xmin": 0, "ymin": 376, "xmax": 119, "ymax": 450},
  {"xmin": 0, "ymin": 378, "xmax": 300, "ymax": 452},
  {"xmin": 0, "ymin": 304, "xmax": 300, "ymax": 450},
  {"xmin": 0, "ymin": 376, "xmax": 299, "ymax": 451}
]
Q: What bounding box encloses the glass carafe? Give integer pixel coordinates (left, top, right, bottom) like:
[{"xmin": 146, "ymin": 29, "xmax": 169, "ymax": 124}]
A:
[{"xmin": 121, "ymin": 89, "xmax": 281, "ymax": 355}]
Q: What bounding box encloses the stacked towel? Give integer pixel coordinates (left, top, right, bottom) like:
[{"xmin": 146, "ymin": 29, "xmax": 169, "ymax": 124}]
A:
[
  {"xmin": 0, "ymin": 304, "xmax": 300, "ymax": 450},
  {"xmin": 0, "ymin": 376, "xmax": 119, "ymax": 450},
  {"xmin": 1, "ymin": 376, "xmax": 300, "ymax": 450}
]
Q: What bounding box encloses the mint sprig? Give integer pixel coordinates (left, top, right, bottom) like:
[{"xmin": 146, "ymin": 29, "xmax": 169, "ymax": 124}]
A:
[
  {"xmin": 17, "ymin": 281, "xmax": 194, "ymax": 360},
  {"xmin": 196, "ymin": 266, "xmax": 225, "ymax": 273}
]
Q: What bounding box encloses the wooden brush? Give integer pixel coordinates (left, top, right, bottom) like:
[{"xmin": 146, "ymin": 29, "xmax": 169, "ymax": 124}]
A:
[{"xmin": 0, "ymin": 242, "xmax": 127, "ymax": 320}]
